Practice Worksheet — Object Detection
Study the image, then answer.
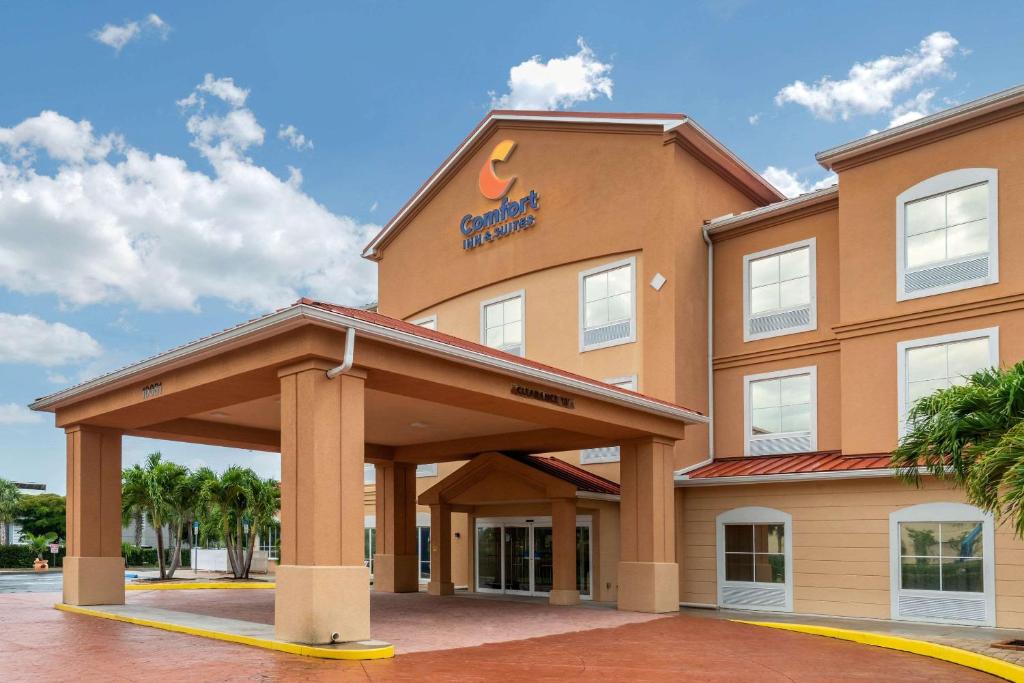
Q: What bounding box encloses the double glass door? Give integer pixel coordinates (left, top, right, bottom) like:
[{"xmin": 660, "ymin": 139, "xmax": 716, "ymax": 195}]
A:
[{"xmin": 476, "ymin": 518, "xmax": 590, "ymax": 598}]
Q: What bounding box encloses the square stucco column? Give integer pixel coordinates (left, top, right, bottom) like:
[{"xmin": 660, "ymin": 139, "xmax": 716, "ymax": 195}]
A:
[
  {"xmin": 427, "ymin": 503, "xmax": 454, "ymax": 595},
  {"xmin": 549, "ymin": 497, "xmax": 580, "ymax": 606},
  {"xmin": 373, "ymin": 462, "xmax": 419, "ymax": 592},
  {"xmin": 275, "ymin": 360, "xmax": 370, "ymax": 644},
  {"xmin": 618, "ymin": 437, "xmax": 679, "ymax": 613},
  {"xmin": 64, "ymin": 426, "xmax": 124, "ymax": 606}
]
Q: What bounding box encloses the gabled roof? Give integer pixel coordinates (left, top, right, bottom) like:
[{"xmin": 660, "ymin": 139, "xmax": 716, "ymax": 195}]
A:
[
  {"xmin": 31, "ymin": 298, "xmax": 706, "ymax": 427},
  {"xmin": 704, "ymin": 184, "xmax": 838, "ymax": 236},
  {"xmin": 676, "ymin": 451, "xmax": 896, "ymax": 486},
  {"xmin": 817, "ymin": 83, "xmax": 1024, "ymax": 170},
  {"xmin": 361, "ymin": 110, "xmax": 784, "ymax": 260},
  {"xmin": 514, "ymin": 454, "xmax": 620, "ymax": 496}
]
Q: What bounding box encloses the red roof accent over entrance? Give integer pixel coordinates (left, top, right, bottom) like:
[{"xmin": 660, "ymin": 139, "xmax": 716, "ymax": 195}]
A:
[
  {"xmin": 683, "ymin": 451, "xmax": 894, "ymax": 479},
  {"xmin": 515, "ymin": 454, "xmax": 620, "ymax": 496}
]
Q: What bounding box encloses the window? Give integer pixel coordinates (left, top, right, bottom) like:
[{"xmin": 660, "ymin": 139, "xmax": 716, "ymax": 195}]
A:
[
  {"xmin": 411, "ymin": 315, "xmax": 437, "ymax": 330},
  {"xmin": 579, "ymin": 257, "xmax": 636, "ymax": 351},
  {"xmin": 889, "ymin": 502, "xmax": 994, "ymax": 625},
  {"xmin": 897, "ymin": 328, "xmax": 998, "ymax": 435},
  {"xmin": 716, "ymin": 507, "xmax": 792, "ymax": 612},
  {"xmin": 897, "ymin": 168, "xmax": 998, "ymax": 300},
  {"xmin": 744, "ymin": 366, "xmax": 817, "ymax": 456},
  {"xmin": 481, "ymin": 291, "xmax": 524, "ymax": 356},
  {"xmin": 416, "ymin": 463, "xmax": 438, "ymax": 477},
  {"xmin": 743, "ymin": 239, "xmax": 816, "ymax": 341},
  {"xmin": 363, "ymin": 463, "xmax": 376, "ymax": 485},
  {"xmin": 418, "ymin": 526, "xmax": 431, "ymax": 581},
  {"xmin": 580, "ymin": 376, "xmax": 637, "ymax": 464}
]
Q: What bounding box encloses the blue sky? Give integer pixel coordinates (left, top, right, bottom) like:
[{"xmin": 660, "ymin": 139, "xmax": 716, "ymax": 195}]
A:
[{"xmin": 1, "ymin": 1, "xmax": 1021, "ymax": 493}]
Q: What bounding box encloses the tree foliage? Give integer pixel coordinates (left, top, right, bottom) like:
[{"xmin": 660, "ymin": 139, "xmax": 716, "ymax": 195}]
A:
[
  {"xmin": 201, "ymin": 466, "xmax": 280, "ymax": 579},
  {"xmin": 892, "ymin": 361, "xmax": 1024, "ymax": 536},
  {"xmin": 0, "ymin": 479, "xmax": 21, "ymax": 545},
  {"xmin": 16, "ymin": 493, "xmax": 65, "ymax": 538}
]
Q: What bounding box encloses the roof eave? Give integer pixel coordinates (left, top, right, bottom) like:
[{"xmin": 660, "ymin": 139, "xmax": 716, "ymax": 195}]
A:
[
  {"xmin": 705, "ymin": 184, "xmax": 838, "ymax": 236},
  {"xmin": 674, "ymin": 466, "xmax": 938, "ymax": 487},
  {"xmin": 816, "ymin": 83, "xmax": 1024, "ymax": 170}
]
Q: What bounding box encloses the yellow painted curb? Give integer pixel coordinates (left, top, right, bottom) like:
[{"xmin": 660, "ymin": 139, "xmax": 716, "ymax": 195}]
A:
[
  {"xmin": 125, "ymin": 582, "xmax": 275, "ymax": 590},
  {"xmin": 734, "ymin": 620, "xmax": 1024, "ymax": 683},
  {"xmin": 55, "ymin": 603, "xmax": 394, "ymax": 660}
]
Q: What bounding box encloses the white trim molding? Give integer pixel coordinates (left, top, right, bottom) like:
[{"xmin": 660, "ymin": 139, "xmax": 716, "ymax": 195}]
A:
[
  {"xmin": 410, "ymin": 315, "xmax": 437, "ymax": 330},
  {"xmin": 896, "ymin": 168, "xmax": 999, "ymax": 301},
  {"xmin": 716, "ymin": 506, "xmax": 794, "ymax": 613},
  {"xmin": 480, "ymin": 289, "xmax": 526, "ymax": 357},
  {"xmin": 889, "ymin": 502, "xmax": 995, "ymax": 627},
  {"xmin": 743, "ymin": 238, "xmax": 817, "ymax": 342},
  {"xmin": 578, "ymin": 256, "xmax": 638, "ymax": 353},
  {"xmin": 896, "ymin": 326, "xmax": 999, "ymax": 437},
  {"xmin": 743, "ymin": 365, "xmax": 818, "ymax": 456}
]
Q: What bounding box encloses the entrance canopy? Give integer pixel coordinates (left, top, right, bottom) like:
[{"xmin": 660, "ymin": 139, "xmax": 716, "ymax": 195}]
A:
[{"xmin": 31, "ymin": 298, "xmax": 704, "ymax": 646}]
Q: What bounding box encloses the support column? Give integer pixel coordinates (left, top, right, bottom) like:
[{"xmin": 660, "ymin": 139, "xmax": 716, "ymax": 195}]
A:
[
  {"xmin": 427, "ymin": 503, "xmax": 454, "ymax": 595},
  {"xmin": 373, "ymin": 462, "xmax": 419, "ymax": 592},
  {"xmin": 549, "ymin": 498, "xmax": 580, "ymax": 606},
  {"xmin": 275, "ymin": 360, "xmax": 370, "ymax": 644},
  {"xmin": 618, "ymin": 437, "xmax": 679, "ymax": 613},
  {"xmin": 64, "ymin": 426, "xmax": 124, "ymax": 606}
]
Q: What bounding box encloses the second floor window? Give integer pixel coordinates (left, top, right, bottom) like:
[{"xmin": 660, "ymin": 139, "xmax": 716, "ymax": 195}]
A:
[
  {"xmin": 897, "ymin": 168, "xmax": 998, "ymax": 300},
  {"xmin": 481, "ymin": 292, "xmax": 524, "ymax": 356},
  {"xmin": 743, "ymin": 239, "xmax": 816, "ymax": 341},
  {"xmin": 580, "ymin": 257, "xmax": 636, "ymax": 351},
  {"xmin": 744, "ymin": 366, "xmax": 817, "ymax": 456}
]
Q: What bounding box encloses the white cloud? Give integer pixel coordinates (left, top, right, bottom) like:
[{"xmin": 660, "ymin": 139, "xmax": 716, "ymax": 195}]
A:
[
  {"xmin": 0, "ymin": 314, "xmax": 102, "ymax": 366},
  {"xmin": 278, "ymin": 124, "xmax": 313, "ymax": 151},
  {"xmin": 92, "ymin": 14, "xmax": 171, "ymax": 53},
  {"xmin": 0, "ymin": 76, "xmax": 379, "ymax": 313},
  {"xmin": 747, "ymin": 113, "xmax": 761, "ymax": 125},
  {"xmin": 775, "ymin": 32, "xmax": 960, "ymax": 121},
  {"xmin": 490, "ymin": 37, "xmax": 613, "ymax": 110},
  {"xmin": 369, "ymin": 201, "xmax": 379, "ymax": 213},
  {"xmin": 761, "ymin": 166, "xmax": 837, "ymax": 199},
  {"xmin": 0, "ymin": 403, "xmax": 43, "ymax": 425}
]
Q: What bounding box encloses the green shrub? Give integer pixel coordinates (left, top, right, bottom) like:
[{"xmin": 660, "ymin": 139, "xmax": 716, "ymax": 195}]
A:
[
  {"xmin": 121, "ymin": 543, "xmax": 190, "ymax": 568},
  {"xmin": 0, "ymin": 544, "xmax": 64, "ymax": 568}
]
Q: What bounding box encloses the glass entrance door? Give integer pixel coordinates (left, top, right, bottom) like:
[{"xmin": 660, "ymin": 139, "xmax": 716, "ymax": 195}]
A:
[{"xmin": 475, "ymin": 518, "xmax": 591, "ymax": 598}]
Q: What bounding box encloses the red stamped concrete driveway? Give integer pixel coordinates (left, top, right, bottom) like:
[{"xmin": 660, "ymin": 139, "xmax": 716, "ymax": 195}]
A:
[{"xmin": 0, "ymin": 591, "xmax": 998, "ymax": 682}]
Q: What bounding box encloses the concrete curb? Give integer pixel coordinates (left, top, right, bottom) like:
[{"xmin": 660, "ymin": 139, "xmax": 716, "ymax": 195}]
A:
[
  {"xmin": 55, "ymin": 603, "xmax": 394, "ymax": 660},
  {"xmin": 125, "ymin": 582, "xmax": 275, "ymax": 590},
  {"xmin": 734, "ymin": 620, "xmax": 1024, "ymax": 683}
]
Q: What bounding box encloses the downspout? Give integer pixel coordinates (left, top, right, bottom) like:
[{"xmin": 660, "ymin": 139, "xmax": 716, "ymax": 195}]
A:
[
  {"xmin": 688, "ymin": 225, "xmax": 716, "ymax": 470},
  {"xmin": 326, "ymin": 327, "xmax": 357, "ymax": 379}
]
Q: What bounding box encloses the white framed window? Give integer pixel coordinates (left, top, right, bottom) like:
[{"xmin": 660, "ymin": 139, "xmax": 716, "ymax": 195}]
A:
[
  {"xmin": 411, "ymin": 315, "xmax": 437, "ymax": 330},
  {"xmin": 580, "ymin": 376, "xmax": 637, "ymax": 464},
  {"xmin": 480, "ymin": 291, "xmax": 525, "ymax": 356},
  {"xmin": 743, "ymin": 366, "xmax": 817, "ymax": 456},
  {"xmin": 416, "ymin": 463, "xmax": 438, "ymax": 477},
  {"xmin": 363, "ymin": 463, "xmax": 376, "ymax": 485},
  {"xmin": 897, "ymin": 168, "xmax": 998, "ymax": 301},
  {"xmin": 897, "ymin": 327, "xmax": 998, "ymax": 436},
  {"xmin": 889, "ymin": 502, "xmax": 994, "ymax": 626},
  {"xmin": 579, "ymin": 257, "xmax": 636, "ymax": 352},
  {"xmin": 743, "ymin": 239, "xmax": 816, "ymax": 341},
  {"xmin": 716, "ymin": 506, "xmax": 793, "ymax": 612}
]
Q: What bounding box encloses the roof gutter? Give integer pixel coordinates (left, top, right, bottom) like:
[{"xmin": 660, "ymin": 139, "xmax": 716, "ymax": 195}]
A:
[{"xmin": 326, "ymin": 327, "xmax": 356, "ymax": 379}]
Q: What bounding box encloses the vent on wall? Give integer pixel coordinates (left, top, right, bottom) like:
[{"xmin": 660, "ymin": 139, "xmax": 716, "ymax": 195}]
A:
[
  {"xmin": 905, "ymin": 256, "xmax": 989, "ymax": 294},
  {"xmin": 722, "ymin": 584, "xmax": 786, "ymax": 610},
  {"xmin": 580, "ymin": 446, "xmax": 620, "ymax": 464},
  {"xmin": 584, "ymin": 320, "xmax": 631, "ymax": 348},
  {"xmin": 749, "ymin": 434, "xmax": 813, "ymax": 457},
  {"xmin": 898, "ymin": 594, "xmax": 987, "ymax": 623},
  {"xmin": 749, "ymin": 306, "xmax": 811, "ymax": 338}
]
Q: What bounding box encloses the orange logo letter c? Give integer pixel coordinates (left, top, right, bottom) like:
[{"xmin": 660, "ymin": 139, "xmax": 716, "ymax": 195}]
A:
[{"xmin": 478, "ymin": 139, "xmax": 517, "ymax": 200}]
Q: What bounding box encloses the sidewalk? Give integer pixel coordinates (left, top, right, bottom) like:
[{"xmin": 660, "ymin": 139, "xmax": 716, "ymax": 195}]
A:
[{"xmin": 683, "ymin": 606, "xmax": 1024, "ymax": 667}]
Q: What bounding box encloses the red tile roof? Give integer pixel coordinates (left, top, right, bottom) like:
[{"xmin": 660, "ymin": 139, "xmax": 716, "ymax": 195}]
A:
[
  {"xmin": 682, "ymin": 451, "xmax": 894, "ymax": 480},
  {"xmin": 300, "ymin": 299, "xmax": 704, "ymax": 418},
  {"xmin": 515, "ymin": 454, "xmax": 620, "ymax": 496}
]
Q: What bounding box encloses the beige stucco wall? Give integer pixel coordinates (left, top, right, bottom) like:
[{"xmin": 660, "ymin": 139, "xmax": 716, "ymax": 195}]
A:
[{"xmin": 678, "ymin": 477, "xmax": 1024, "ymax": 628}]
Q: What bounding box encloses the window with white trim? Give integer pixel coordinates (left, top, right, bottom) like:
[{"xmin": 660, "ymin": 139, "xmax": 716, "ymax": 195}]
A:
[
  {"xmin": 416, "ymin": 463, "xmax": 438, "ymax": 477},
  {"xmin": 889, "ymin": 502, "xmax": 994, "ymax": 626},
  {"xmin": 717, "ymin": 506, "xmax": 793, "ymax": 612},
  {"xmin": 897, "ymin": 168, "xmax": 998, "ymax": 300},
  {"xmin": 411, "ymin": 315, "xmax": 437, "ymax": 330},
  {"xmin": 363, "ymin": 463, "xmax": 375, "ymax": 485},
  {"xmin": 743, "ymin": 239, "xmax": 816, "ymax": 341},
  {"xmin": 744, "ymin": 366, "xmax": 816, "ymax": 456},
  {"xmin": 579, "ymin": 257, "xmax": 636, "ymax": 351},
  {"xmin": 580, "ymin": 376, "xmax": 636, "ymax": 464},
  {"xmin": 897, "ymin": 328, "xmax": 998, "ymax": 435},
  {"xmin": 481, "ymin": 292, "xmax": 524, "ymax": 356}
]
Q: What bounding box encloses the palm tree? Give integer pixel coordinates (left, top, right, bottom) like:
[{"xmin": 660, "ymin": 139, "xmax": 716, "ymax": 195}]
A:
[
  {"xmin": 201, "ymin": 467, "xmax": 280, "ymax": 579},
  {"xmin": 122, "ymin": 452, "xmax": 177, "ymax": 579},
  {"xmin": 891, "ymin": 361, "xmax": 1024, "ymax": 536},
  {"xmin": 0, "ymin": 479, "xmax": 21, "ymax": 546}
]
